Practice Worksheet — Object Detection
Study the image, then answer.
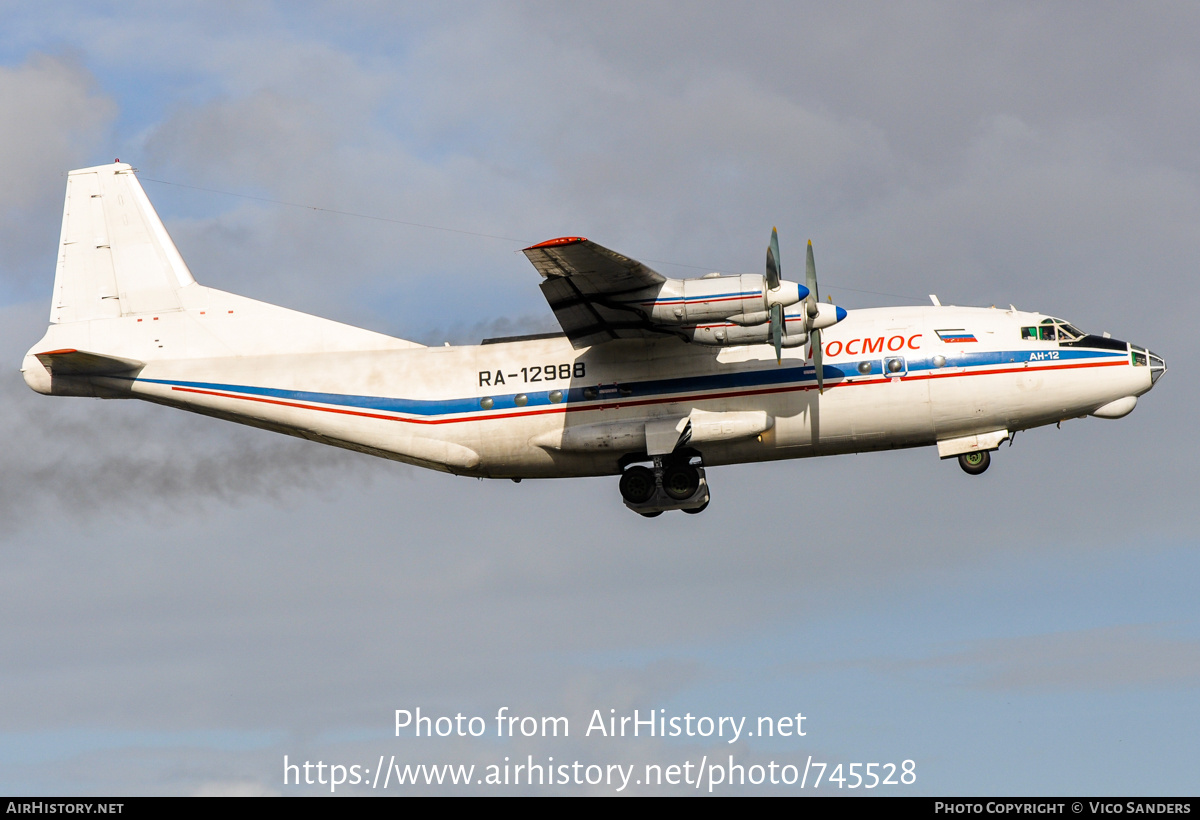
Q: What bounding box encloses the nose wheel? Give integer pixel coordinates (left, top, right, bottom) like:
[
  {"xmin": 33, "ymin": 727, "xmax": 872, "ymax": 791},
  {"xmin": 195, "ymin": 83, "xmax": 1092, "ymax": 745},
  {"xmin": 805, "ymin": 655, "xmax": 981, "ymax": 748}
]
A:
[{"xmin": 620, "ymin": 456, "xmax": 710, "ymax": 515}]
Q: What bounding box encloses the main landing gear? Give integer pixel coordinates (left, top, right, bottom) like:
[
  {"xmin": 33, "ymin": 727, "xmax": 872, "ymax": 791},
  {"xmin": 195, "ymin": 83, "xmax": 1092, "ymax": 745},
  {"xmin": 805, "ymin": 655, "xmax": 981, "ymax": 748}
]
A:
[
  {"xmin": 958, "ymin": 450, "xmax": 991, "ymax": 475},
  {"xmin": 941, "ymin": 429, "xmax": 1010, "ymax": 477},
  {"xmin": 619, "ymin": 455, "xmax": 710, "ymax": 516}
]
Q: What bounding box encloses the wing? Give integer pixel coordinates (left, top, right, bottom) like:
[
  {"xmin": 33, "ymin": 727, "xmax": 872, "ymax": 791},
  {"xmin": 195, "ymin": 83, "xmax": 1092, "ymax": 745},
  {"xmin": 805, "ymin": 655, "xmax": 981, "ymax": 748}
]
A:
[{"xmin": 523, "ymin": 237, "xmax": 677, "ymax": 348}]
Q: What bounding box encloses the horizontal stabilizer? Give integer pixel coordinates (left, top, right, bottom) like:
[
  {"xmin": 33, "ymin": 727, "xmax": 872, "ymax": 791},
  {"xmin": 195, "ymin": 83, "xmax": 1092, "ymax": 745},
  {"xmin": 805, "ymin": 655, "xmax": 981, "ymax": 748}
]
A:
[{"xmin": 34, "ymin": 348, "xmax": 145, "ymax": 377}]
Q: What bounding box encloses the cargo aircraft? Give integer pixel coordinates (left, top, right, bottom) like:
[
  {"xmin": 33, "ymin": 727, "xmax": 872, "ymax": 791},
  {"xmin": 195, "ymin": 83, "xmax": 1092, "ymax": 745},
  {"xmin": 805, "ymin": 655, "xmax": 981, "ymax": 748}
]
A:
[{"xmin": 22, "ymin": 163, "xmax": 1166, "ymax": 515}]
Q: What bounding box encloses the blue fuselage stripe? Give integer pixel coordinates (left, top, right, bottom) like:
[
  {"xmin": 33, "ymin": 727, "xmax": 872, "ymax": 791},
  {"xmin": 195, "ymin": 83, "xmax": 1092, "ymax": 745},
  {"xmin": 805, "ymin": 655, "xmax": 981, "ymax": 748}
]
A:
[{"xmin": 136, "ymin": 347, "xmax": 1125, "ymax": 419}]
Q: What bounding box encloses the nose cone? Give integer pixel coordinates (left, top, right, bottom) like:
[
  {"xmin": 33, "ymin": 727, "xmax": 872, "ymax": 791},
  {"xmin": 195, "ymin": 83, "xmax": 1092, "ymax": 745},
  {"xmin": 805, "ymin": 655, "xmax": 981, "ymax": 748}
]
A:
[
  {"xmin": 810, "ymin": 301, "xmax": 845, "ymax": 330},
  {"xmin": 768, "ymin": 281, "xmax": 804, "ymax": 308}
]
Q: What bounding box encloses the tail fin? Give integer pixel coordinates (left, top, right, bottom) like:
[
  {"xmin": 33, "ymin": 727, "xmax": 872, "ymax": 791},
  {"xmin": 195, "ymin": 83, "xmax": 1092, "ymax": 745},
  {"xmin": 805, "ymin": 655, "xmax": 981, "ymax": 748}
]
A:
[
  {"xmin": 26, "ymin": 162, "xmax": 425, "ymax": 396},
  {"xmin": 51, "ymin": 162, "xmax": 195, "ymax": 322}
]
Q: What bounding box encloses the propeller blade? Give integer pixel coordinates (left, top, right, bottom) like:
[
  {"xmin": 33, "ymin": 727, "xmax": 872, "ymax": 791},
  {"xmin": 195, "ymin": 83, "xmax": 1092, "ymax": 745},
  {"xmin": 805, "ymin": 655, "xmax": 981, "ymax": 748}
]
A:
[
  {"xmin": 805, "ymin": 242, "xmax": 823, "ymax": 392},
  {"xmin": 765, "ymin": 227, "xmax": 781, "ymax": 291},
  {"xmin": 812, "ymin": 327, "xmax": 824, "ymax": 393},
  {"xmin": 805, "ymin": 239, "xmax": 818, "ymax": 318},
  {"xmin": 771, "ymin": 303, "xmax": 783, "ymax": 364}
]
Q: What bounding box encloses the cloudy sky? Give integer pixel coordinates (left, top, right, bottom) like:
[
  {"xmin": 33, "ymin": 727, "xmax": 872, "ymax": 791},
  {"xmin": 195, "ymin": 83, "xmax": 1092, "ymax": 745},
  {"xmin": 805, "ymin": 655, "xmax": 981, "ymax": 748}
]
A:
[{"xmin": 1, "ymin": 1, "xmax": 1196, "ymax": 795}]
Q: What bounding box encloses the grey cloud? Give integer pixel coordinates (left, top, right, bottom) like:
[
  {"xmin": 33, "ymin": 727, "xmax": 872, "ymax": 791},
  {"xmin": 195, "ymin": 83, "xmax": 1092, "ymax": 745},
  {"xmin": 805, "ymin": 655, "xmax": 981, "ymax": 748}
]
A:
[
  {"xmin": 0, "ymin": 304, "xmax": 392, "ymax": 533},
  {"xmin": 898, "ymin": 625, "xmax": 1200, "ymax": 690},
  {"xmin": 0, "ymin": 53, "xmax": 113, "ymax": 207},
  {"xmin": 514, "ymin": 3, "xmax": 1200, "ymax": 172},
  {"xmin": 0, "ymin": 54, "xmax": 115, "ymax": 294},
  {"xmin": 99, "ymin": 3, "xmax": 1200, "ymax": 349}
]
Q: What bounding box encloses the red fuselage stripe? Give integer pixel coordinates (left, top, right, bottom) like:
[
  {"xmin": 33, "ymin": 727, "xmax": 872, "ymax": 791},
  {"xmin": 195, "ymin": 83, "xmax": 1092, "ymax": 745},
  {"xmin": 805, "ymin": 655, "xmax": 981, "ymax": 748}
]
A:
[{"xmin": 167, "ymin": 358, "xmax": 1126, "ymax": 426}]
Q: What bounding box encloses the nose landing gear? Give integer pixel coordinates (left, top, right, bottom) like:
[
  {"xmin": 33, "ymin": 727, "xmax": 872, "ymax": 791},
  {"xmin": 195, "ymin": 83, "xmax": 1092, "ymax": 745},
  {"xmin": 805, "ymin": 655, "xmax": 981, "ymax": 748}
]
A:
[{"xmin": 620, "ymin": 455, "xmax": 710, "ymax": 515}]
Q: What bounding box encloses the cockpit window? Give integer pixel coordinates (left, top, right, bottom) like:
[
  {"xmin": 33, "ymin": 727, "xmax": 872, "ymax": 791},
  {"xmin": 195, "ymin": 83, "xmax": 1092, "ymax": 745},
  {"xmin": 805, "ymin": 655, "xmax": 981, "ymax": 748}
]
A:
[{"xmin": 1022, "ymin": 320, "xmax": 1084, "ymax": 343}]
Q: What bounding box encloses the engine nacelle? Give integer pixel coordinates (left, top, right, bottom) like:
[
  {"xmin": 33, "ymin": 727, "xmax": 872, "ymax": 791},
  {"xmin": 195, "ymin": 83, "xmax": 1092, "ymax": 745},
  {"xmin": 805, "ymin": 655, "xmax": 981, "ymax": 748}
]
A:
[
  {"xmin": 625, "ymin": 274, "xmax": 806, "ymax": 325},
  {"xmin": 684, "ymin": 301, "xmax": 846, "ymax": 347},
  {"xmin": 685, "ymin": 323, "xmax": 808, "ymax": 347}
]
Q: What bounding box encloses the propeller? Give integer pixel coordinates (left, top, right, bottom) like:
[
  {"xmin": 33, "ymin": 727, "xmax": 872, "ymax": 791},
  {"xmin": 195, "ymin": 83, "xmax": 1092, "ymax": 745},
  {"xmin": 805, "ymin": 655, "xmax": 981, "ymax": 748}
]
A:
[
  {"xmin": 805, "ymin": 240, "xmax": 824, "ymax": 392},
  {"xmin": 766, "ymin": 227, "xmax": 784, "ymax": 364}
]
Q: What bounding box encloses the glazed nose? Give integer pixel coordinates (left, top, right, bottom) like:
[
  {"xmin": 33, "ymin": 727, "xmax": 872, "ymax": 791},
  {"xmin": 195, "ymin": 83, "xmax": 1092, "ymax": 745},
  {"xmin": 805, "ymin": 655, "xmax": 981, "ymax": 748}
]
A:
[
  {"xmin": 1148, "ymin": 350, "xmax": 1166, "ymax": 385},
  {"xmin": 1130, "ymin": 345, "xmax": 1166, "ymax": 387}
]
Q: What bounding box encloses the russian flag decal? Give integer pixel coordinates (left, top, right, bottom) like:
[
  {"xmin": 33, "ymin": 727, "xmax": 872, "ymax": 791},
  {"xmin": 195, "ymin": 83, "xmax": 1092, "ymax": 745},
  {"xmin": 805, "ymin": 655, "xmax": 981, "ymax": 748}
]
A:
[{"xmin": 936, "ymin": 329, "xmax": 978, "ymax": 343}]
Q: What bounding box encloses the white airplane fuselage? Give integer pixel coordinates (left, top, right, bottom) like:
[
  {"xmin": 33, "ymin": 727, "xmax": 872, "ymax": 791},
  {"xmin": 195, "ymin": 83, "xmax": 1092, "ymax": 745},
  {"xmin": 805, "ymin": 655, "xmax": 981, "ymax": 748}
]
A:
[
  {"xmin": 21, "ymin": 164, "xmax": 1165, "ymax": 511},
  {"xmin": 25, "ymin": 300, "xmax": 1158, "ymax": 475}
]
